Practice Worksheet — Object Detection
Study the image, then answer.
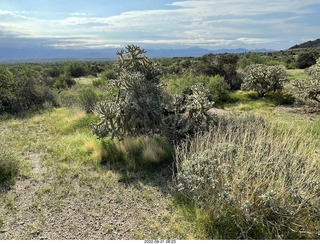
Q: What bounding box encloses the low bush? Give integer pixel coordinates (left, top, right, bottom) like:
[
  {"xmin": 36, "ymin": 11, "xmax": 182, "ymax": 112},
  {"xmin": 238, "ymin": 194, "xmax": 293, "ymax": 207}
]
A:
[
  {"xmin": 0, "ymin": 65, "xmax": 57, "ymax": 114},
  {"xmin": 164, "ymin": 73, "xmax": 207, "ymax": 95},
  {"xmin": 206, "ymin": 75, "xmax": 230, "ymax": 103},
  {"xmin": 175, "ymin": 115, "xmax": 319, "ymax": 239},
  {"xmin": 0, "ymin": 140, "xmax": 19, "ymax": 185},
  {"xmin": 77, "ymin": 87, "xmax": 100, "ymax": 113},
  {"xmin": 164, "ymin": 73, "xmax": 230, "ymax": 103},
  {"xmin": 57, "ymin": 90, "xmax": 79, "ymax": 108},
  {"xmin": 101, "ymin": 69, "xmax": 116, "ymax": 80},
  {"xmin": 54, "ymin": 74, "xmax": 76, "ymax": 90},
  {"xmin": 64, "ymin": 61, "xmax": 88, "ymax": 78},
  {"xmin": 92, "ymin": 77, "xmax": 106, "ymax": 87}
]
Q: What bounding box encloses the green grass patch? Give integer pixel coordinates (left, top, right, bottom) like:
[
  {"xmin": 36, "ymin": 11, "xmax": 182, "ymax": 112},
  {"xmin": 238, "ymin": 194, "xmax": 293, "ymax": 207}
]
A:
[
  {"xmin": 228, "ymin": 90, "xmax": 259, "ymax": 103},
  {"xmin": 287, "ymin": 69, "xmax": 307, "ymax": 81}
]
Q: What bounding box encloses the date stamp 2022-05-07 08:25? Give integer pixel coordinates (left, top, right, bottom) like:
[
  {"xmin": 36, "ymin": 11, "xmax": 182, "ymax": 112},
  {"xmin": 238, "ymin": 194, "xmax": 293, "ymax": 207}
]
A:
[{"xmin": 144, "ymin": 240, "xmax": 177, "ymax": 244}]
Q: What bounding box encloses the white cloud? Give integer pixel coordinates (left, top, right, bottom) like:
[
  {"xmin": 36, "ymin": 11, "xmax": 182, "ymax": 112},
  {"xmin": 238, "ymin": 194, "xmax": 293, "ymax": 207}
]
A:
[
  {"xmin": 168, "ymin": 0, "xmax": 319, "ymax": 15},
  {"xmin": 0, "ymin": 0, "xmax": 319, "ymax": 49}
]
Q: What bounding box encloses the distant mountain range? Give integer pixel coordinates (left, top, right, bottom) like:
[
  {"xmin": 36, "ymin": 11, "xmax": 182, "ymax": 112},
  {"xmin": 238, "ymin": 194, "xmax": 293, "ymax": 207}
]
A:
[
  {"xmin": 289, "ymin": 38, "xmax": 320, "ymax": 49},
  {"xmin": 0, "ymin": 46, "xmax": 274, "ymax": 63}
]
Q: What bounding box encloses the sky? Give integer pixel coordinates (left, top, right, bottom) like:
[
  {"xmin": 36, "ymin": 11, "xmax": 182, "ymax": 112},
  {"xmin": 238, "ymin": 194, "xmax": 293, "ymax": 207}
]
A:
[{"xmin": 0, "ymin": 0, "xmax": 320, "ymax": 51}]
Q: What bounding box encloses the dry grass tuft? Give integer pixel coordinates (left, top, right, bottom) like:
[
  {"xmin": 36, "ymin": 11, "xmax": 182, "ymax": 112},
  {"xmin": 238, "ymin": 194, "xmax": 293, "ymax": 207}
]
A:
[{"xmin": 83, "ymin": 141, "xmax": 95, "ymax": 153}]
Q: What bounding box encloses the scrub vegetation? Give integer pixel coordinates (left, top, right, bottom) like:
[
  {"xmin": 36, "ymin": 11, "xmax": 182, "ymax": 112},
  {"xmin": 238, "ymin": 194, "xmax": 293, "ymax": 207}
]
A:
[{"xmin": 0, "ymin": 45, "xmax": 319, "ymax": 240}]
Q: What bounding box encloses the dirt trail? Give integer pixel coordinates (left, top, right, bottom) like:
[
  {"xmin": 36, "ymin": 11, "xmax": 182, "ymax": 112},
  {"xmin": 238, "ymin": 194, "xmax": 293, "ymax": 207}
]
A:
[
  {"xmin": 0, "ymin": 114, "xmax": 192, "ymax": 240},
  {"xmin": 0, "ymin": 142, "xmax": 175, "ymax": 240}
]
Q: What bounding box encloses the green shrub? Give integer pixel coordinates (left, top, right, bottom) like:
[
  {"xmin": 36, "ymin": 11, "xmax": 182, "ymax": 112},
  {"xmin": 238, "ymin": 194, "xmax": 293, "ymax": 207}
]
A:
[
  {"xmin": 0, "ymin": 65, "xmax": 57, "ymax": 114},
  {"xmin": 164, "ymin": 72, "xmax": 209, "ymax": 95},
  {"xmin": 57, "ymin": 89, "xmax": 79, "ymax": 108},
  {"xmin": 175, "ymin": 116, "xmax": 319, "ymax": 239},
  {"xmin": 54, "ymin": 74, "xmax": 76, "ymax": 90},
  {"xmin": 77, "ymin": 87, "xmax": 100, "ymax": 113},
  {"xmin": 157, "ymin": 57, "xmax": 175, "ymax": 67},
  {"xmin": 238, "ymin": 52, "xmax": 265, "ymax": 69},
  {"xmin": 0, "ymin": 140, "xmax": 19, "ymax": 185},
  {"xmin": 64, "ymin": 61, "xmax": 88, "ymax": 78},
  {"xmin": 46, "ymin": 65, "xmax": 64, "ymax": 78},
  {"xmin": 101, "ymin": 69, "xmax": 116, "ymax": 80},
  {"xmin": 206, "ymin": 75, "xmax": 230, "ymax": 103},
  {"xmin": 164, "ymin": 73, "xmax": 230, "ymax": 103},
  {"xmin": 0, "ymin": 66, "xmax": 15, "ymax": 113},
  {"xmin": 92, "ymin": 77, "xmax": 106, "ymax": 87},
  {"xmin": 296, "ymin": 52, "xmax": 317, "ymax": 69}
]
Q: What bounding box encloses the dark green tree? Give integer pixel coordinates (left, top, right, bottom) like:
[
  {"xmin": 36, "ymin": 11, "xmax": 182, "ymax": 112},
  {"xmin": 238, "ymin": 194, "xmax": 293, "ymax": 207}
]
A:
[
  {"xmin": 296, "ymin": 52, "xmax": 317, "ymax": 69},
  {"xmin": 0, "ymin": 67, "xmax": 15, "ymax": 113}
]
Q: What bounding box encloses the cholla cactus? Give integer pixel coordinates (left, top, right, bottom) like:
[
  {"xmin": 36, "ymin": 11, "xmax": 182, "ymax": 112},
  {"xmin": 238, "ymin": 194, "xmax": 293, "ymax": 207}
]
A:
[
  {"xmin": 241, "ymin": 64, "xmax": 287, "ymax": 97},
  {"xmin": 92, "ymin": 45, "xmax": 163, "ymax": 139},
  {"xmin": 162, "ymin": 83, "xmax": 215, "ymax": 142},
  {"xmin": 92, "ymin": 45, "xmax": 215, "ymax": 141},
  {"xmin": 293, "ymin": 58, "xmax": 320, "ymax": 104}
]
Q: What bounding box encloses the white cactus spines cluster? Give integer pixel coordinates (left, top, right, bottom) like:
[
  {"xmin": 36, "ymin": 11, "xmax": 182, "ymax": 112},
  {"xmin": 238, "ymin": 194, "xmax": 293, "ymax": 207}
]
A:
[
  {"xmin": 293, "ymin": 58, "xmax": 320, "ymax": 104},
  {"xmin": 241, "ymin": 64, "xmax": 287, "ymax": 97}
]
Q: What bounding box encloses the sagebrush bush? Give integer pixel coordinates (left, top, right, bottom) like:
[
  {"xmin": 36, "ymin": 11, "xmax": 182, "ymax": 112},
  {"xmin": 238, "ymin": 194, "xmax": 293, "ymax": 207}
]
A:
[
  {"xmin": 0, "ymin": 140, "xmax": 19, "ymax": 185},
  {"xmin": 175, "ymin": 115, "xmax": 319, "ymax": 239}
]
